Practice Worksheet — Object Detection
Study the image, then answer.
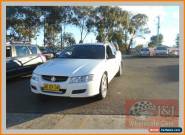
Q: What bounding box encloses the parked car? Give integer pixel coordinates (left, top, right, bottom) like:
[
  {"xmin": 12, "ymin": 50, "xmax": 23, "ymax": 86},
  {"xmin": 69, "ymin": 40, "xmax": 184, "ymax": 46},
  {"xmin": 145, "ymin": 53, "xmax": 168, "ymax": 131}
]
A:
[
  {"xmin": 155, "ymin": 46, "xmax": 169, "ymax": 56},
  {"xmin": 55, "ymin": 50, "xmax": 63, "ymax": 57},
  {"xmin": 6, "ymin": 42, "xmax": 46, "ymax": 79},
  {"xmin": 171, "ymin": 49, "xmax": 179, "ymax": 56},
  {"xmin": 41, "ymin": 48, "xmax": 55, "ymax": 60},
  {"xmin": 30, "ymin": 43, "xmax": 122, "ymax": 99},
  {"xmin": 168, "ymin": 47, "xmax": 179, "ymax": 56},
  {"xmin": 140, "ymin": 48, "xmax": 150, "ymax": 56}
]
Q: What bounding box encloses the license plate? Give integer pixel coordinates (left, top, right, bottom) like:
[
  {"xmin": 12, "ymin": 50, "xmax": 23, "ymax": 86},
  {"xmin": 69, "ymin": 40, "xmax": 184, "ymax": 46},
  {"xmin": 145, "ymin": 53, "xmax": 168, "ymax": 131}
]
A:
[{"xmin": 43, "ymin": 84, "xmax": 60, "ymax": 92}]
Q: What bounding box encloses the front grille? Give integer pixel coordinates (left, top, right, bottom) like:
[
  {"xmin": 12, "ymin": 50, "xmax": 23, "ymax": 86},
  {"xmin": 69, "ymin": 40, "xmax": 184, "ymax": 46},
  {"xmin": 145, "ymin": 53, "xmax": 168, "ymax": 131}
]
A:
[{"xmin": 42, "ymin": 75, "xmax": 68, "ymax": 82}]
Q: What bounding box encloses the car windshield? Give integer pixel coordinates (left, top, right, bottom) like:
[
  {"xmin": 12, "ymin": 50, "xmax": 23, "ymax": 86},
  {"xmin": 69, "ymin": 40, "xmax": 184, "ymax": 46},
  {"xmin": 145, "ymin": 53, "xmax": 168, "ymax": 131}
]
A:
[
  {"xmin": 57, "ymin": 45, "xmax": 105, "ymax": 59},
  {"xmin": 157, "ymin": 47, "xmax": 167, "ymax": 50},
  {"xmin": 141, "ymin": 48, "xmax": 149, "ymax": 51}
]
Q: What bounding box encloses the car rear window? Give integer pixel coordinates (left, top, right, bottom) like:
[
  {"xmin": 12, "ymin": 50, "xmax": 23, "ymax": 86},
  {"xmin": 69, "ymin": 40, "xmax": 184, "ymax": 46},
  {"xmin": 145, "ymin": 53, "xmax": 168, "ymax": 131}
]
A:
[
  {"xmin": 28, "ymin": 46, "xmax": 38, "ymax": 54},
  {"xmin": 6, "ymin": 46, "xmax": 11, "ymax": 57},
  {"xmin": 15, "ymin": 46, "xmax": 30, "ymax": 57}
]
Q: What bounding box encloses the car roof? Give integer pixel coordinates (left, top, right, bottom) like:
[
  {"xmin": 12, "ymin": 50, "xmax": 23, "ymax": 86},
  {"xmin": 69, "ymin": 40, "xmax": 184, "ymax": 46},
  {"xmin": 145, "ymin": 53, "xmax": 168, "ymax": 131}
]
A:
[
  {"xmin": 6, "ymin": 43, "xmax": 37, "ymax": 47},
  {"xmin": 74, "ymin": 43, "xmax": 105, "ymax": 46}
]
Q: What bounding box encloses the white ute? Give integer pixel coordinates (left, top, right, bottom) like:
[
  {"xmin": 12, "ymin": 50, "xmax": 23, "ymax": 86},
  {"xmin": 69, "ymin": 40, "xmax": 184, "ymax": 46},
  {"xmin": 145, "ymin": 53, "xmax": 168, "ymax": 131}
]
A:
[{"xmin": 30, "ymin": 43, "xmax": 122, "ymax": 99}]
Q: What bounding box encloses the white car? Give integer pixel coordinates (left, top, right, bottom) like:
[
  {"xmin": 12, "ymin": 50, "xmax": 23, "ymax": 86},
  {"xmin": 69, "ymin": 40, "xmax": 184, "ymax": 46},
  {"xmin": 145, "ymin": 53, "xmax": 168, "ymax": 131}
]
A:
[
  {"xmin": 30, "ymin": 43, "xmax": 122, "ymax": 99},
  {"xmin": 140, "ymin": 48, "xmax": 150, "ymax": 56},
  {"xmin": 155, "ymin": 46, "xmax": 169, "ymax": 56}
]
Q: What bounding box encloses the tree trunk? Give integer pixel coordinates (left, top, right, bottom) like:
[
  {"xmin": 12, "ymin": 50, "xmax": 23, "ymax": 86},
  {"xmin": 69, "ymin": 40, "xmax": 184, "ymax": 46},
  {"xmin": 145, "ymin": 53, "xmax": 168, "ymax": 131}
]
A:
[
  {"xmin": 43, "ymin": 24, "xmax": 46, "ymax": 47},
  {"xmin": 61, "ymin": 24, "xmax": 63, "ymax": 49},
  {"xmin": 126, "ymin": 38, "xmax": 133, "ymax": 54},
  {"xmin": 82, "ymin": 32, "xmax": 88, "ymax": 42},
  {"xmin": 79, "ymin": 27, "xmax": 83, "ymax": 43}
]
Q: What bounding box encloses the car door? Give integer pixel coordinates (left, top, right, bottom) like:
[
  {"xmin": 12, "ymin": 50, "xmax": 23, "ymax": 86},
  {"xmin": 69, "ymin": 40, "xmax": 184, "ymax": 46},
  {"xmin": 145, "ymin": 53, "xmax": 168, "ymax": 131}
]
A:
[
  {"xmin": 6, "ymin": 46, "xmax": 18, "ymax": 77},
  {"xmin": 109, "ymin": 43, "xmax": 120, "ymax": 72},
  {"xmin": 27, "ymin": 46, "xmax": 43, "ymax": 66},
  {"xmin": 105, "ymin": 45, "xmax": 117, "ymax": 82}
]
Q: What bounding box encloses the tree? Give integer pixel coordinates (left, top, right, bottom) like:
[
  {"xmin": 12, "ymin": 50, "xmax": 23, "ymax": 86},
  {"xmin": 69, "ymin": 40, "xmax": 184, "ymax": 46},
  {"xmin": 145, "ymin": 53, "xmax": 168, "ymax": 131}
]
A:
[
  {"xmin": 148, "ymin": 42, "xmax": 155, "ymax": 48},
  {"xmin": 40, "ymin": 7, "xmax": 62, "ymax": 47},
  {"xmin": 135, "ymin": 44, "xmax": 143, "ymax": 49},
  {"xmin": 94, "ymin": 7, "xmax": 149, "ymax": 54},
  {"xmin": 148, "ymin": 34, "xmax": 163, "ymax": 47},
  {"xmin": 124, "ymin": 13, "xmax": 149, "ymax": 54},
  {"xmin": 95, "ymin": 6, "xmax": 128, "ymax": 43},
  {"xmin": 72, "ymin": 6, "xmax": 95, "ymax": 43},
  {"xmin": 6, "ymin": 6, "xmax": 149, "ymax": 53},
  {"xmin": 63, "ymin": 32, "xmax": 76, "ymax": 46},
  {"xmin": 6, "ymin": 6, "xmax": 41, "ymax": 42},
  {"xmin": 111, "ymin": 31, "xmax": 125, "ymax": 46},
  {"xmin": 176, "ymin": 33, "xmax": 179, "ymax": 47}
]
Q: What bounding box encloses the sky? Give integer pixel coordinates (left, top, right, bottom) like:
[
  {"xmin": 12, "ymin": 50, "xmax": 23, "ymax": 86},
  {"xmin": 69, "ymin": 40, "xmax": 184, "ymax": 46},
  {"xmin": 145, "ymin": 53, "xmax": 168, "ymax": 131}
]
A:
[
  {"xmin": 119, "ymin": 6, "xmax": 180, "ymax": 47},
  {"xmin": 32, "ymin": 6, "xmax": 179, "ymax": 47}
]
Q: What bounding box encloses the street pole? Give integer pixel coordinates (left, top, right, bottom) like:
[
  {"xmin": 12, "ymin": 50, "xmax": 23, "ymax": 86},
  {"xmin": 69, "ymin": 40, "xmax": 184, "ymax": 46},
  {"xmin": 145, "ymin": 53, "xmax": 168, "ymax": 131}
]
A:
[
  {"xmin": 157, "ymin": 16, "xmax": 160, "ymax": 46},
  {"xmin": 36, "ymin": 36, "xmax": 37, "ymax": 46}
]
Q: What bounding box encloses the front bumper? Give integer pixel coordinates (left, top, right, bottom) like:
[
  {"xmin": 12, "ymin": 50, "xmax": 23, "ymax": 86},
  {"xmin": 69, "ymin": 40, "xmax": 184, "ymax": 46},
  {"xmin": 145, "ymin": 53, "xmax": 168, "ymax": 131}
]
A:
[
  {"xmin": 156, "ymin": 53, "xmax": 168, "ymax": 56},
  {"xmin": 140, "ymin": 53, "xmax": 150, "ymax": 56},
  {"xmin": 30, "ymin": 77, "xmax": 100, "ymax": 97}
]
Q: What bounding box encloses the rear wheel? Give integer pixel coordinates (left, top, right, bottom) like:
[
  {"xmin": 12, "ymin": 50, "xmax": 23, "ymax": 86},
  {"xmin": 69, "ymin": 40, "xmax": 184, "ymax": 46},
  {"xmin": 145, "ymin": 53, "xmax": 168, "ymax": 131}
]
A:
[{"xmin": 98, "ymin": 73, "xmax": 108, "ymax": 99}]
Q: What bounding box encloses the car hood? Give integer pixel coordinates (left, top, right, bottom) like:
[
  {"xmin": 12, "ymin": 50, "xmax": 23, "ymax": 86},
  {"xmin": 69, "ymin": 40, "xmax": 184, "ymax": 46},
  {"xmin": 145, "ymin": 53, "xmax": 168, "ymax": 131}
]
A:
[{"xmin": 34, "ymin": 58, "xmax": 104, "ymax": 76}]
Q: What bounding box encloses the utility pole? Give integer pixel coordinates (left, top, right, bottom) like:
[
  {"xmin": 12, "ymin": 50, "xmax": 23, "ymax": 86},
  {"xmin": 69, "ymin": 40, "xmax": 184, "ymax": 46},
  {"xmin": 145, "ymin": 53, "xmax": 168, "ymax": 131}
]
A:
[
  {"xmin": 157, "ymin": 16, "xmax": 160, "ymax": 46},
  {"xmin": 43, "ymin": 18, "xmax": 46, "ymax": 47}
]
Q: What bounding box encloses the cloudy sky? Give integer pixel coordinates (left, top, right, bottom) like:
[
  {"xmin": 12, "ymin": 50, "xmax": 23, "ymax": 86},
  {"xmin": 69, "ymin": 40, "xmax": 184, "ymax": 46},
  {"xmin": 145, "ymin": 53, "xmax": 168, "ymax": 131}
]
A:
[{"xmin": 32, "ymin": 5, "xmax": 179, "ymax": 47}]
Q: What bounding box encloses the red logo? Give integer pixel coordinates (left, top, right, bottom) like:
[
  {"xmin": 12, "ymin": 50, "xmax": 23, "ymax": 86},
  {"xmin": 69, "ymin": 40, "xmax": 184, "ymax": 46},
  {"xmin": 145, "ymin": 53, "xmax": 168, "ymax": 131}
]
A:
[{"xmin": 124, "ymin": 99, "xmax": 178, "ymax": 129}]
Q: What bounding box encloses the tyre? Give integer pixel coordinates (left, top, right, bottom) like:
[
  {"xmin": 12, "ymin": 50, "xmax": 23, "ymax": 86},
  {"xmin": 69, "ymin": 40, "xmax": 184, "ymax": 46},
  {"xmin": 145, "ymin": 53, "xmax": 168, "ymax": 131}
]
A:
[
  {"xmin": 116, "ymin": 62, "xmax": 123, "ymax": 77},
  {"xmin": 98, "ymin": 73, "xmax": 108, "ymax": 99}
]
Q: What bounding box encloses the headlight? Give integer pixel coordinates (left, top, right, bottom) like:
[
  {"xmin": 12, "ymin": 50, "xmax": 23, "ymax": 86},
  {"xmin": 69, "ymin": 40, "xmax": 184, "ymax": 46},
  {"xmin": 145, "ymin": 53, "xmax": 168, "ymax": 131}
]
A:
[
  {"xmin": 69, "ymin": 75, "xmax": 94, "ymax": 83},
  {"xmin": 31, "ymin": 73, "xmax": 39, "ymax": 81}
]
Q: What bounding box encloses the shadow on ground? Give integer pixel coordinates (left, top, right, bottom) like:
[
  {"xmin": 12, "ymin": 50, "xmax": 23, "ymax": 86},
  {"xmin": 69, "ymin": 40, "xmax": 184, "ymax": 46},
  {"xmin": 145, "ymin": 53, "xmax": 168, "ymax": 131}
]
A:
[{"xmin": 156, "ymin": 64, "xmax": 179, "ymax": 82}]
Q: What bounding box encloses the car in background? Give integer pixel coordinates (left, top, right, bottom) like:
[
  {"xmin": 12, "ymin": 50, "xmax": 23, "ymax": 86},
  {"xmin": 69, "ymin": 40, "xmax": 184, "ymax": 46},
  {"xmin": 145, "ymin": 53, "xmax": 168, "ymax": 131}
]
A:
[
  {"xmin": 168, "ymin": 47, "xmax": 179, "ymax": 56},
  {"xmin": 41, "ymin": 48, "xmax": 56, "ymax": 60},
  {"xmin": 140, "ymin": 48, "xmax": 150, "ymax": 56},
  {"xmin": 155, "ymin": 46, "xmax": 169, "ymax": 56},
  {"xmin": 55, "ymin": 50, "xmax": 63, "ymax": 57},
  {"xmin": 171, "ymin": 49, "xmax": 179, "ymax": 56},
  {"xmin": 6, "ymin": 42, "xmax": 46, "ymax": 79},
  {"xmin": 30, "ymin": 43, "xmax": 122, "ymax": 99}
]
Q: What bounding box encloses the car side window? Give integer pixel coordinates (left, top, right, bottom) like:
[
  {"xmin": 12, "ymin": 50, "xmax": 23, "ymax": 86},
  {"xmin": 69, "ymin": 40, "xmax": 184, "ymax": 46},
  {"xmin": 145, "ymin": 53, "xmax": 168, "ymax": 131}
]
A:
[
  {"xmin": 15, "ymin": 46, "xmax": 30, "ymax": 57},
  {"xmin": 109, "ymin": 44, "xmax": 117, "ymax": 55},
  {"xmin": 6, "ymin": 46, "xmax": 11, "ymax": 57},
  {"xmin": 106, "ymin": 46, "xmax": 115, "ymax": 59},
  {"xmin": 28, "ymin": 46, "xmax": 38, "ymax": 55}
]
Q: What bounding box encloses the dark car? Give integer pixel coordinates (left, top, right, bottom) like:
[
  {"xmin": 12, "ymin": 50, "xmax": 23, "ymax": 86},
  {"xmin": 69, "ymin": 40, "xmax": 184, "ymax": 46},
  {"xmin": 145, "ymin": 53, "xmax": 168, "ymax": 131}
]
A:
[{"xmin": 6, "ymin": 42, "xmax": 46, "ymax": 79}]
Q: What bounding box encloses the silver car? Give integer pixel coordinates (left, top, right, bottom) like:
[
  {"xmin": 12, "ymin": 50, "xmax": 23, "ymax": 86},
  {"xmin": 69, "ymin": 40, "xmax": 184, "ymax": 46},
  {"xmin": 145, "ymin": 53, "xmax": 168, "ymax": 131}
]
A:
[{"xmin": 6, "ymin": 42, "xmax": 46, "ymax": 78}]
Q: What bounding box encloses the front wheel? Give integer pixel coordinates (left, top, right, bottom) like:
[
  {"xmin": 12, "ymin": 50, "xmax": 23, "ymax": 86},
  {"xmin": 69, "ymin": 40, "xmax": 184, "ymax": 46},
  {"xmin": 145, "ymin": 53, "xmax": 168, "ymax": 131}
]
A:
[{"xmin": 98, "ymin": 73, "xmax": 108, "ymax": 99}]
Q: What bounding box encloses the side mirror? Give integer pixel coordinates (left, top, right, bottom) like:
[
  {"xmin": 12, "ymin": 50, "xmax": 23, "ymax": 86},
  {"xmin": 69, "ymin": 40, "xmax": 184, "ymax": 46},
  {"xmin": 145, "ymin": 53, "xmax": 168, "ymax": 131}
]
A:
[{"xmin": 65, "ymin": 51, "xmax": 72, "ymax": 56}]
